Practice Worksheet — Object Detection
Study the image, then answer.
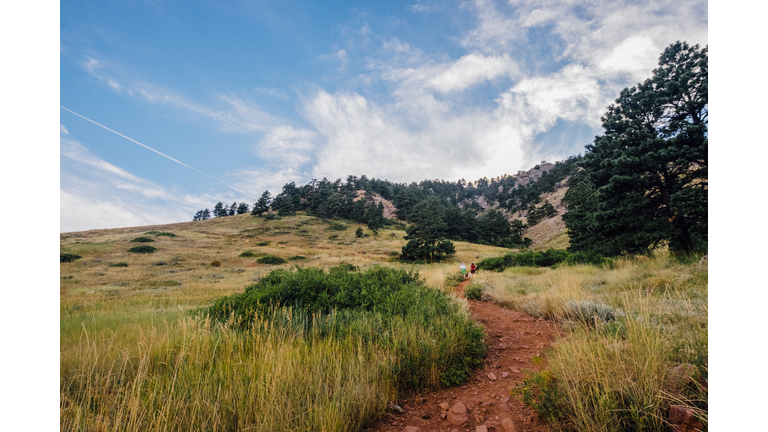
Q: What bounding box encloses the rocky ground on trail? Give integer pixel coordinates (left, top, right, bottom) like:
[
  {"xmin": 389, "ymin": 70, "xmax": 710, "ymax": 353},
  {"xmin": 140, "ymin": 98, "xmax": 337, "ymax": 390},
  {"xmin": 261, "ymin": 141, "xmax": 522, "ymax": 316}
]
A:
[{"xmin": 364, "ymin": 280, "xmax": 557, "ymax": 432}]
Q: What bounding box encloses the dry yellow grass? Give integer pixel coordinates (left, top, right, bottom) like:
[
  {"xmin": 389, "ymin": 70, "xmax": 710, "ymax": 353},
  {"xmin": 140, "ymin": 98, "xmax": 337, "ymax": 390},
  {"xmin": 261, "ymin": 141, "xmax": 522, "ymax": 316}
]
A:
[
  {"xmin": 473, "ymin": 249, "xmax": 708, "ymax": 430},
  {"xmin": 60, "ymin": 213, "xmax": 501, "ymax": 431}
]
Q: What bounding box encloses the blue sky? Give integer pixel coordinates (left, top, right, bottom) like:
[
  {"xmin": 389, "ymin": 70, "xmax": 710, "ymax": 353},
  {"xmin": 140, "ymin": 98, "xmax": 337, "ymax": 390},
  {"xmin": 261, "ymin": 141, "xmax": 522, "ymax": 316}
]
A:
[{"xmin": 59, "ymin": 0, "xmax": 708, "ymax": 232}]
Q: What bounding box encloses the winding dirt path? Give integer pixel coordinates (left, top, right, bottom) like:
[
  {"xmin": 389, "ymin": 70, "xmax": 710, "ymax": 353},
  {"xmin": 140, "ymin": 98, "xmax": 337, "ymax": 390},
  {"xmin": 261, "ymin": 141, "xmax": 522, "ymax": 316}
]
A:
[{"xmin": 364, "ymin": 280, "xmax": 557, "ymax": 432}]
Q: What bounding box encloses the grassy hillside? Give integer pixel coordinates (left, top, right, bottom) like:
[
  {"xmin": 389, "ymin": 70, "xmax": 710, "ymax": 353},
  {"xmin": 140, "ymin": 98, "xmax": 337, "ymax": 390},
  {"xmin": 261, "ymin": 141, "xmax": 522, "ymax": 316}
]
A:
[
  {"xmin": 59, "ymin": 213, "xmax": 508, "ymax": 431},
  {"xmin": 60, "ymin": 212, "xmax": 707, "ymax": 432}
]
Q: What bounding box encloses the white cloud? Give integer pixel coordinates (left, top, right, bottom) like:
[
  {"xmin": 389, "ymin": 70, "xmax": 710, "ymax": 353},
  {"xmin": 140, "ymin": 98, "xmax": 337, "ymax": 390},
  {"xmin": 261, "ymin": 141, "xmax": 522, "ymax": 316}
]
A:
[
  {"xmin": 82, "ymin": 58, "xmax": 280, "ymax": 133},
  {"xmin": 256, "ymin": 125, "xmax": 317, "ymax": 167},
  {"xmin": 60, "ymin": 137, "xmax": 224, "ymax": 232},
  {"xmin": 426, "ymin": 53, "xmax": 519, "ymax": 93},
  {"xmin": 60, "ymin": 124, "xmax": 69, "ymax": 135}
]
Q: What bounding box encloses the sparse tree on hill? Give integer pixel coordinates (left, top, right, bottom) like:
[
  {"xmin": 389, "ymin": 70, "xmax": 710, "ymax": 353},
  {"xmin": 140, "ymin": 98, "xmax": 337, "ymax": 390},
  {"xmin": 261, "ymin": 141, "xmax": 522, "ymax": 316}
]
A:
[
  {"xmin": 252, "ymin": 191, "xmax": 272, "ymax": 216},
  {"xmin": 237, "ymin": 202, "xmax": 249, "ymax": 214},
  {"xmin": 213, "ymin": 202, "xmax": 225, "ymax": 218}
]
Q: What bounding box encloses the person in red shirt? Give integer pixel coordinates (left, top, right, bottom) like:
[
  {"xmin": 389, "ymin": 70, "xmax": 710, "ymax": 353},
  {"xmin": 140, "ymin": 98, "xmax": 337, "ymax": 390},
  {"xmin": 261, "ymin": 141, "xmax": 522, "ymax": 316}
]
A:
[{"xmin": 470, "ymin": 262, "xmax": 476, "ymax": 278}]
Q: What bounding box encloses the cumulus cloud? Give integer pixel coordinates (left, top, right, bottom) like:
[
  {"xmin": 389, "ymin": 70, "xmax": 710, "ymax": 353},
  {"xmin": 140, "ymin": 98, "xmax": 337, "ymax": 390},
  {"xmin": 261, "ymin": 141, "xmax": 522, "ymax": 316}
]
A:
[{"xmin": 300, "ymin": 0, "xmax": 707, "ymax": 182}]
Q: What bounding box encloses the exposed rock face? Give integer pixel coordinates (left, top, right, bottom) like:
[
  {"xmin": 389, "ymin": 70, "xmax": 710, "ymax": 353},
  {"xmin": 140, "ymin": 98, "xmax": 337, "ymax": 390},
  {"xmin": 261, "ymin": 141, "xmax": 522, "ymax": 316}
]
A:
[
  {"xmin": 447, "ymin": 402, "xmax": 469, "ymax": 426},
  {"xmin": 668, "ymin": 405, "xmax": 704, "ymax": 432}
]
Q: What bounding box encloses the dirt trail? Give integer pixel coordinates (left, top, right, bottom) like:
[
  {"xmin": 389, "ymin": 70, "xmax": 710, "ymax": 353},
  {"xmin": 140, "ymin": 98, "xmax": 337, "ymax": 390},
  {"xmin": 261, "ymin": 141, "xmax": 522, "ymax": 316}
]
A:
[{"xmin": 365, "ymin": 279, "xmax": 556, "ymax": 432}]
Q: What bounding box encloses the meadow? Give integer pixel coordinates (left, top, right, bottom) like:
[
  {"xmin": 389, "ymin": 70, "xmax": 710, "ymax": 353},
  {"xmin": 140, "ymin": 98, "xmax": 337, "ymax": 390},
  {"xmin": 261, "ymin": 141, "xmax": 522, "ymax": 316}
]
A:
[{"xmin": 60, "ymin": 213, "xmax": 707, "ymax": 431}]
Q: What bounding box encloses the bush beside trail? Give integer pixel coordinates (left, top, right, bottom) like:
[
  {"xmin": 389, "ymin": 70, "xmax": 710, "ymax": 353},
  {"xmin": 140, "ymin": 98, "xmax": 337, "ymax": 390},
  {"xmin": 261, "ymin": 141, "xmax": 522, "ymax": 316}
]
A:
[
  {"xmin": 477, "ymin": 249, "xmax": 607, "ymax": 272},
  {"xmin": 207, "ymin": 265, "xmax": 485, "ymax": 390}
]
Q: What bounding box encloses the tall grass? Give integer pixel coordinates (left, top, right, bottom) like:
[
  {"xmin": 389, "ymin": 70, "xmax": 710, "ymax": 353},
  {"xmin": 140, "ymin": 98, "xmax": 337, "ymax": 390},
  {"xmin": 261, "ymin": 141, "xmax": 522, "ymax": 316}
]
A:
[
  {"xmin": 476, "ymin": 249, "xmax": 708, "ymax": 431},
  {"xmin": 61, "ymin": 310, "xmax": 396, "ymax": 432}
]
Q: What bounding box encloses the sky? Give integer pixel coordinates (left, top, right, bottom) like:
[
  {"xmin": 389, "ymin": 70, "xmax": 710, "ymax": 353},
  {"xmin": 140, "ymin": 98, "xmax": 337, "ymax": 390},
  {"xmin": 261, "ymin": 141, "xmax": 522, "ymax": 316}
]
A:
[{"xmin": 59, "ymin": 0, "xmax": 708, "ymax": 232}]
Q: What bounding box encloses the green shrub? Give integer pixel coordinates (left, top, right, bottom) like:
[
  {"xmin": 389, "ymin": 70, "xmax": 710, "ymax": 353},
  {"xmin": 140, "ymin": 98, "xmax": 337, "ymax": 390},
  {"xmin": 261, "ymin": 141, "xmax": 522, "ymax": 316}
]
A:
[
  {"xmin": 327, "ymin": 221, "xmax": 348, "ymax": 231},
  {"xmin": 109, "ymin": 262, "xmax": 128, "ymax": 267},
  {"xmin": 210, "ymin": 260, "xmax": 221, "ymax": 267},
  {"xmin": 256, "ymin": 241, "xmax": 271, "ymax": 246},
  {"xmin": 155, "ymin": 232, "xmax": 177, "ymax": 237},
  {"xmin": 152, "ymin": 261, "xmax": 167, "ymax": 266},
  {"xmin": 328, "ymin": 234, "xmax": 339, "ymax": 240},
  {"xmin": 128, "ymin": 245, "xmax": 157, "ymax": 253},
  {"xmin": 130, "ymin": 236, "xmax": 155, "ymax": 243},
  {"xmin": 334, "ymin": 262, "xmax": 357, "ymax": 272},
  {"xmin": 512, "ymin": 370, "xmax": 568, "ymax": 424},
  {"xmin": 257, "ymin": 255, "xmax": 286, "ymax": 265},
  {"xmin": 288, "ymin": 255, "xmax": 308, "ymax": 261},
  {"xmin": 477, "ymin": 249, "xmax": 608, "ymax": 271},
  {"xmin": 239, "ymin": 250, "xmax": 260, "ymax": 258},
  {"xmin": 355, "ymin": 227, "xmax": 364, "ymax": 238},
  {"xmin": 207, "ymin": 265, "xmax": 486, "ymax": 390},
  {"xmin": 60, "ymin": 253, "xmax": 81, "ymax": 263},
  {"xmin": 465, "ymin": 284, "xmax": 483, "ymax": 300},
  {"xmin": 444, "ymin": 272, "xmax": 464, "ymax": 288}
]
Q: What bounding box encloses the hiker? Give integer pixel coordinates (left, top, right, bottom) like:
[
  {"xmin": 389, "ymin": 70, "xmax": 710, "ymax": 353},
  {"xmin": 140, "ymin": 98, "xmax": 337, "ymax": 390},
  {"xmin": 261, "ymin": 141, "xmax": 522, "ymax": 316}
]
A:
[
  {"xmin": 470, "ymin": 262, "xmax": 476, "ymax": 278},
  {"xmin": 460, "ymin": 262, "xmax": 467, "ymax": 279}
]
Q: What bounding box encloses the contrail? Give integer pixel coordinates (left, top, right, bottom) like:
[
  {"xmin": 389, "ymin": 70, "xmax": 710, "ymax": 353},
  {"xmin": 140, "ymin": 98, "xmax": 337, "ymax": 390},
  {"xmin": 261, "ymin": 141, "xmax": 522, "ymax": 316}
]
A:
[{"xmin": 60, "ymin": 106, "xmax": 257, "ymax": 201}]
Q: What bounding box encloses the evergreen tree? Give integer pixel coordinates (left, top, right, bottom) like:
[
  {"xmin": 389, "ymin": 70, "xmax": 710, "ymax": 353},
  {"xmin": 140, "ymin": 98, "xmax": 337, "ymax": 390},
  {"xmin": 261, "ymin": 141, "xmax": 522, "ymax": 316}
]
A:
[
  {"xmin": 228, "ymin": 202, "xmax": 237, "ymax": 216},
  {"xmin": 564, "ymin": 41, "xmax": 707, "ymax": 256},
  {"xmin": 479, "ymin": 209, "xmax": 513, "ymax": 246},
  {"xmin": 202, "ymin": 208, "xmax": 211, "ymax": 220},
  {"xmin": 400, "ymin": 197, "xmax": 455, "ymax": 263},
  {"xmin": 213, "ymin": 202, "xmax": 225, "ymax": 218},
  {"xmin": 251, "ymin": 191, "xmax": 272, "ymax": 216},
  {"xmin": 237, "ymin": 202, "xmax": 249, "ymax": 214}
]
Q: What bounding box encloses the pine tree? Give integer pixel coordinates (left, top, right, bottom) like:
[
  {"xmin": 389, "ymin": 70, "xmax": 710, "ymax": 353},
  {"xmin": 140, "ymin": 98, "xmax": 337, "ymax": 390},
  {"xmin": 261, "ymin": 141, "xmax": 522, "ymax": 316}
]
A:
[
  {"xmin": 564, "ymin": 41, "xmax": 707, "ymax": 256},
  {"xmin": 251, "ymin": 191, "xmax": 272, "ymax": 216},
  {"xmin": 237, "ymin": 202, "xmax": 249, "ymax": 214},
  {"xmin": 400, "ymin": 197, "xmax": 455, "ymax": 263},
  {"xmin": 213, "ymin": 202, "xmax": 225, "ymax": 218}
]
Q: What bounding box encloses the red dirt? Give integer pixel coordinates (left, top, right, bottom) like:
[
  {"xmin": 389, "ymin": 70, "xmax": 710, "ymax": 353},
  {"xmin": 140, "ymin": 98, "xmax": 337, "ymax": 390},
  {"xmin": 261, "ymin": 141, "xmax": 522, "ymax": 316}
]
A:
[{"xmin": 364, "ymin": 279, "xmax": 557, "ymax": 432}]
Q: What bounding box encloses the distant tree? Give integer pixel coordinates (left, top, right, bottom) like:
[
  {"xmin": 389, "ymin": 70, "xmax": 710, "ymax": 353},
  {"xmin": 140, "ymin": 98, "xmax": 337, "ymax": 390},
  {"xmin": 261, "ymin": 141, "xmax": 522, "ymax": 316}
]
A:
[
  {"xmin": 228, "ymin": 202, "xmax": 237, "ymax": 216},
  {"xmin": 213, "ymin": 202, "xmax": 225, "ymax": 218},
  {"xmin": 275, "ymin": 182, "xmax": 300, "ymax": 216},
  {"xmin": 236, "ymin": 202, "xmax": 249, "ymax": 214},
  {"xmin": 479, "ymin": 209, "xmax": 513, "ymax": 246},
  {"xmin": 355, "ymin": 227, "xmax": 364, "ymax": 238},
  {"xmin": 527, "ymin": 200, "xmax": 557, "ymax": 226},
  {"xmin": 193, "ymin": 210, "xmax": 203, "ymax": 221},
  {"xmin": 563, "ymin": 41, "xmax": 708, "ymax": 256},
  {"xmin": 366, "ymin": 201, "xmax": 384, "ymax": 235},
  {"xmin": 202, "ymin": 208, "xmax": 211, "ymax": 220},
  {"xmin": 251, "ymin": 191, "xmax": 272, "ymax": 216},
  {"xmin": 400, "ymin": 197, "xmax": 455, "ymax": 263},
  {"xmin": 393, "ymin": 189, "xmax": 419, "ymax": 221}
]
